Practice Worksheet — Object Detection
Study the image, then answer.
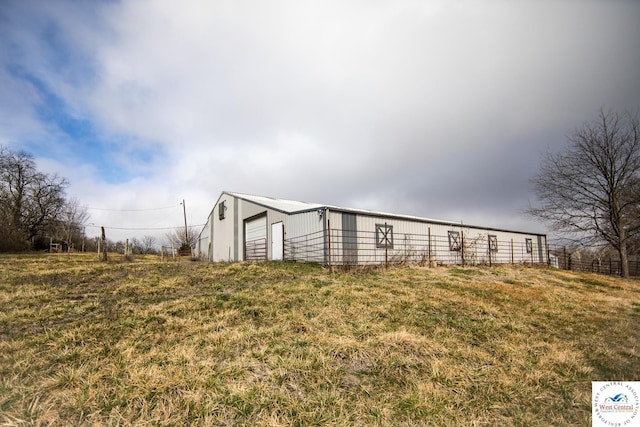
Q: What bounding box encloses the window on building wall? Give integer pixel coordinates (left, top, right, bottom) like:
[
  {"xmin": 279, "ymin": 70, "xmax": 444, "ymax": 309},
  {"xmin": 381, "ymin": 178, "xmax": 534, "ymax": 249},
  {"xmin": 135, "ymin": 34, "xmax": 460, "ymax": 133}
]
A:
[
  {"xmin": 218, "ymin": 201, "xmax": 226, "ymax": 220},
  {"xmin": 488, "ymin": 235, "xmax": 498, "ymax": 252},
  {"xmin": 448, "ymin": 231, "xmax": 461, "ymax": 251},
  {"xmin": 376, "ymin": 224, "xmax": 393, "ymax": 248},
  {"xmin": 525, "ymin": 238, "xmax": 533, "ymax": 253}
]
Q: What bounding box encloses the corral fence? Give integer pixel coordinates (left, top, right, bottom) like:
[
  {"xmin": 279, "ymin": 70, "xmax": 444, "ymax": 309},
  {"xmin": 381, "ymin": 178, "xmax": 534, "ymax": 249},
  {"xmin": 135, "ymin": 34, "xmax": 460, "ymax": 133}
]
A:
[
  {"xmin": 284, "ymin": 229, "xmax": 545, "ymax": 268},
  {"xmin": 549, "ymin": 246, "xmax": 640, "ymax": 277},
  {"xmin": 282, "ymin": 228, "xmax": 637, "ymax": 278},
  {"xmin": 245, "ymin": 238, "xmax": 267, "ymax": 262}
]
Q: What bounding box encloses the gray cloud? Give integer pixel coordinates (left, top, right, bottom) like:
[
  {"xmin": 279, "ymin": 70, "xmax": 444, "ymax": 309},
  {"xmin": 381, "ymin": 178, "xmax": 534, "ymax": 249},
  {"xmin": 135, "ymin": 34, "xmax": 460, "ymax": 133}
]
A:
[{"xmin": 1, "ymin": 0, "xmax": 639, "ymax": 242}]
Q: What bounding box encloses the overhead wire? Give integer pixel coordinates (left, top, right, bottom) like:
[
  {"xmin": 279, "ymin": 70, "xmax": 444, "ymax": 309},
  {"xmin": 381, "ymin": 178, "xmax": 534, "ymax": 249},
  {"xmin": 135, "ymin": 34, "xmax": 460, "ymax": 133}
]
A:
[
  {"xmin": 84, "ymin": 224, "xmax": 205, "ymax": 231},
  {"xmin": 83, "ymin": 202, "xmax": 201, "ymax": 232},
  {"xmin": 85, "ymin": 204, "xmax": 181, "ymax": 212}
]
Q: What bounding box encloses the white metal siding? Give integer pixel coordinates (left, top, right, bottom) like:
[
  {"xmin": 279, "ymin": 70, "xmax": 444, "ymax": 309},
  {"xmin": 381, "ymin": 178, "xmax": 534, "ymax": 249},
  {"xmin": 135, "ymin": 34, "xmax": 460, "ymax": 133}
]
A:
[
  {"xmin": 282, "ymin": 211, "xmax": 326, "ymax": 263},
  {"xmin": 202, "ymin": 192, "xmax": 547, "ymax": 266},
  {"xmin": 212, "ymin": 196, "xmax": 236, "ymax": 262},
  {"xmin": 326, "ymin": 211, "xmax": 547, "ymax": 265},
  {"xmin": 285, "ymin": 211, "xmax": 325, "ymax": 238},
  {"xmin": 245, "ymin": 215, "xmax": 267, "ymax": 242}
]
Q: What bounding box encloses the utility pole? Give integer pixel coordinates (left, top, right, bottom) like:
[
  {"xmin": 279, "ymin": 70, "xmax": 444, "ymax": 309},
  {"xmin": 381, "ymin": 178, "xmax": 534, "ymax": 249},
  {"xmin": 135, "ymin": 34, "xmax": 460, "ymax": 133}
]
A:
[{"xmin": 182, "ymin": 199, "xmax": 188, "ymax": 245}]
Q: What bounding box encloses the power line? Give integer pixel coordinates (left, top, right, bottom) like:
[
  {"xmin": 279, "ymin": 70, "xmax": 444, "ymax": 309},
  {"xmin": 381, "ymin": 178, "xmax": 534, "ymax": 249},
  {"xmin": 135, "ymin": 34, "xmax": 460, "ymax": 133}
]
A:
[
  {"xmin": 84, "ymin": 224, "xmax": 205, "ymax": 231},
  {"xmin": 85, "ymin": 204, "xmax": 181, "ymax": 212}
]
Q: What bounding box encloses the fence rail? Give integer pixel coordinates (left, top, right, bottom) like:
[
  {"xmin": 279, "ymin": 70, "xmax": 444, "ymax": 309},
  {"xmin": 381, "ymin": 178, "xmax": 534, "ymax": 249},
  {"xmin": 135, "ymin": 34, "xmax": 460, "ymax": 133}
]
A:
[
  {"xmin": 282, "ymin": 229, "xmax": 638, "ymax": 277},
  {"xmin": 245, "ymin": 238, "xmax": 267, "ymax": 262},
  {"xmin": 284, "ymin": 229, "xmax": 545, "ymax": 267},
  {"xmin": 284, "ymin": 232, "xmax": 326, "ymax": 264},
  {"xmin": 549, "ymin": 247, "xmax": 640, "ymax": 277}
]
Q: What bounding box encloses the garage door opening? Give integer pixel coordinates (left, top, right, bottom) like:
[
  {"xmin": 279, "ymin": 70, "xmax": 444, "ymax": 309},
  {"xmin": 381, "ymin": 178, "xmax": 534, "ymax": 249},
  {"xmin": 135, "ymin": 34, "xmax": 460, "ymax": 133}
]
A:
[{"xmin": 244, "ymin": 214, "xmax": 267, "ymax": 261}]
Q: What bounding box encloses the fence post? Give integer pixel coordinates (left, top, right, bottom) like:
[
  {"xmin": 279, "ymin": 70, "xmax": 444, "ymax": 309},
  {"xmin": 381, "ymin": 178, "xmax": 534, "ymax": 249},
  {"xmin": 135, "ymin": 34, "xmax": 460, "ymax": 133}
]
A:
[
  {"xmin": 385, "ymin": 222, "xmax": 389, "ymax": 269},
  {"xmin": 530, "ymin": 241, "xmax": 534, "ymax": 264},
  {"xmin": 488, "ymin": 235, "xmax": 492, "ymax": 267},
  {"xmin": 546, "ymin": 244, "xmax": 550, "ymax": 268},
  {"xmin": 101, "ymin": 226, "xmax": 107, "ymax": 261},
  {"xmin": 510, "ymin": 239, "xmax": 514, "ymax": 264},
  {"xmin": 461, "ymin": 231, "xmax": 465, "ymax": 266},
  {"xmin": 428, "ymin": 227, "xmax": 432, "ymax": 268},
  {"xmin": 327, "ymin": 219, "xmax": 332, "ymax": 273}
]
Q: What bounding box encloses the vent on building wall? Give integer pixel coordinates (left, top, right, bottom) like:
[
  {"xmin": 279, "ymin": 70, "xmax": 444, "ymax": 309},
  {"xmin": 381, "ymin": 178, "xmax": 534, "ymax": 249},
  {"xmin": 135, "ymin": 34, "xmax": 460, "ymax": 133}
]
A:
[
  {"xmin": 448, "ymin": 231, "xmax": 461, "ymax": 251},
  {"xmin": 219, "ymin": 201, "xmax": 226, "ymax": 220},
  {"xmin": 489, "ymin": 235, "xmax": 498, "ymax": 253},
  {"xmin": 525, "ymin": 238, "xmax": 533, "ymax": 253},
  {"xmin": 375, "ymin": 224, "xmax": 393, "ymax": 249}
]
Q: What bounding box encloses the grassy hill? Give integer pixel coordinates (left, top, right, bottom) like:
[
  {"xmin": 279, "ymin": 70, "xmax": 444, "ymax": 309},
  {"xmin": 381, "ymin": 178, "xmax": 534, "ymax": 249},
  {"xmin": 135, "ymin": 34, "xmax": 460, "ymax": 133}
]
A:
[{"xmin": 1, "ymin": 254, "xmax": 638, "ymax": 426}]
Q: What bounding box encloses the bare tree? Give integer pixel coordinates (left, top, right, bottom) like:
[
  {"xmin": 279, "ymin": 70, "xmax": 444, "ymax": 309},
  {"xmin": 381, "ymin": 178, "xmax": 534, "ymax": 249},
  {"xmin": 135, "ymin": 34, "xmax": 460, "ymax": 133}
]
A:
[
  {"xmin": 55, "ymin": 197, "xmax": 89, "ymax": 251},
  {"xmin": 164, "ymin": 226, "xmax": 198, "ymax": 252},
  {"xmin": 129, "ymin": 237, "xmax": 141, "ymax": 254},
  {"xmin": 141, "ymin": 235, "xmax": 158, "ymax": 254},
  {"xmin": 528, "ymin": 109, "xmax": 640, "ymax": 278},
  {"xmin": 0, "ymin": 146, "xmax": 68, "ymax": 249}
]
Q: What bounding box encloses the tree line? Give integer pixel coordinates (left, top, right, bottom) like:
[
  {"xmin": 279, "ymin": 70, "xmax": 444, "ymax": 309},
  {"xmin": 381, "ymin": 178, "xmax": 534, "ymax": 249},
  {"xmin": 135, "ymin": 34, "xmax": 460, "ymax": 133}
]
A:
[
  {"xmin": 1, "ymin": 145, "xmax": 198, "ymax": 254},
  {"xmin": 0, "ymin": 146, "xmax": 87, "ymax": 252},
  {"xmin": 86, "ymin": 228, "xmax": 199, "ymax": 256}
]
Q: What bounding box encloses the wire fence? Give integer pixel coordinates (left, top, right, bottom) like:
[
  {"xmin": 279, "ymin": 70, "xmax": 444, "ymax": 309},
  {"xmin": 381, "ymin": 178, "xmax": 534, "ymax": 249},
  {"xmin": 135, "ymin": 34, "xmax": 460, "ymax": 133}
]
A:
[
  {"xmin": 548, "ymin": 246, "xmax": 640, "ymax": 277},
  {"xmin": 245, "ymin": 238, "xmax": 267, "ymax": 262},
  {"xmin": 281, "ymin": 229, "xmax": 638, "ymax": 277},
  {"xmin": 283, "ymin": 229, "xmax": 545, "ymax": 268}
]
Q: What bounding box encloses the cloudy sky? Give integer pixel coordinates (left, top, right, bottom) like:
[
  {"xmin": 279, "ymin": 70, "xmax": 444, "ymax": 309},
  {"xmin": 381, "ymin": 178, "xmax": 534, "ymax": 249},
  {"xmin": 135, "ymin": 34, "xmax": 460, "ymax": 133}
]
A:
[{"xmin": 1, "ymin": 0, "xmax": 639, "ymax": 243}]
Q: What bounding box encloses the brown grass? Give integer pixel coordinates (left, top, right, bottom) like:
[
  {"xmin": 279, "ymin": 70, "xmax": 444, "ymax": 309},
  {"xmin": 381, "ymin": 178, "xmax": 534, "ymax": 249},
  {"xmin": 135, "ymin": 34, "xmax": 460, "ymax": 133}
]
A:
[{"xmin": 0, "ymin": 254, "xmax": 638, "ymax": 426}]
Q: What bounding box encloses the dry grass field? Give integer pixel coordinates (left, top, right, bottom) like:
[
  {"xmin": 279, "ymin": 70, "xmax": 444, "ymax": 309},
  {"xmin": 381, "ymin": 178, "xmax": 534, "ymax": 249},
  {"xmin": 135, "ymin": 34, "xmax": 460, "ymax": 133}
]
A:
[{"xmin": 1, "ymin": 254, "xmax": 638, "ymax": 426}]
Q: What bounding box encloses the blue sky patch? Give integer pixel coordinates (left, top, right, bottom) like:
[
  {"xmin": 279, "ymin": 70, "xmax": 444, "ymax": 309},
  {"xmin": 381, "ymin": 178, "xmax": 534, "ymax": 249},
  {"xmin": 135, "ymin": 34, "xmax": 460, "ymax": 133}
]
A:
[{"xmin": 11, "ymin": 68, "xmax": 158, "ymax": 184}]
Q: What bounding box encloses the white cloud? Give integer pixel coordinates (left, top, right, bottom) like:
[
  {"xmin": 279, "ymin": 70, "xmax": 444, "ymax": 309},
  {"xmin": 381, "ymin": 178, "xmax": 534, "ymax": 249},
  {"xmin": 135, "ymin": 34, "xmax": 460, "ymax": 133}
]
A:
[{"xmin": 2, "ymin": 0, "xmax": 639, "ymax": 240}]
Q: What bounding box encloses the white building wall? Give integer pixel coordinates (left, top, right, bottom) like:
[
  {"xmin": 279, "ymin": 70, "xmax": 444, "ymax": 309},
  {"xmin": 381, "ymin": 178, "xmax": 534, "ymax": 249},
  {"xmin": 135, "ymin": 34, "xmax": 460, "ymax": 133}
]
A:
[
  {"xmin": 325, "ymin": 211, "xmax": 547, "ymax": 266},
  {"xmin": 212, "ymin": 194, "xmax": 236, "ymax": 262},
  {"xmin": 284, "ymin": 210, "xmax": 325, "ymax": 239},
  {"xmin": 326, "ymin": 210, "xmax": 344, "ymax": 265},
  {"xmin": 195, "ymin": 215, "xmax": 213, "ymax": 261},
  {"xmin": 198, "ymin": 192, "xmax": 547, "ymax": 266},
  {"xmin": 282, "ymin": 210, "xmax": 326, "ymax": 263},
  {"xmin": 237, "ymin": 200, "xmax": 289, "ymax": 261}
]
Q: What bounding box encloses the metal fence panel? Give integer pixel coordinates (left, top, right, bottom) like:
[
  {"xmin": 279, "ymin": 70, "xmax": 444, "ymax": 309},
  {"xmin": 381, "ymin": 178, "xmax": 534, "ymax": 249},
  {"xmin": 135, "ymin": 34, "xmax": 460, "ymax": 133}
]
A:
[{"xmin": 280, "ymin": 225, "xmax": 636, "ymax": 278}]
